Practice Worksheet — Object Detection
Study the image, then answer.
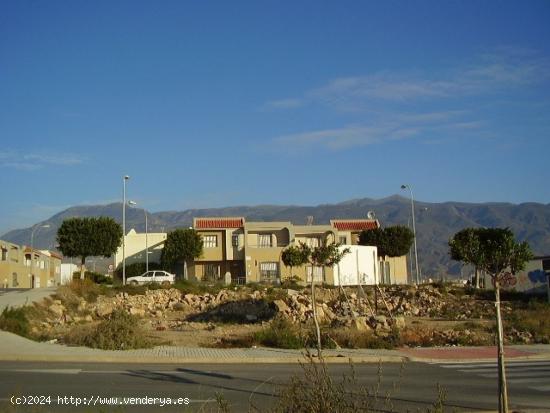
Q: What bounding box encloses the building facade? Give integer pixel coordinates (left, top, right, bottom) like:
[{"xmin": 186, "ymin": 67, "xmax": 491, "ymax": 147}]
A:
[
  {"xmin": 189, "ymin": 217, "xmax": 408, "ymax": 285},
  {"xmin": 0, "ymin": 239, "xmax": 61, "ymax": 288}
]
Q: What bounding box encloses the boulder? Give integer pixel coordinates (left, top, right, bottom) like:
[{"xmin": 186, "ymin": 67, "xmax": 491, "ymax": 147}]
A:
[
  {"xmin": 96, "ymin": 303, "xmax": 114, "ymax": 317},
  {"xmin": 273, "ymin": 299, "xmax": 289, "ymax": 313}
]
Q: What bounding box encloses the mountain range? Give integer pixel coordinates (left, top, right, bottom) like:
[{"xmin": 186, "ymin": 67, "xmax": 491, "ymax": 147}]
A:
[{"xmin": 2, "ymin": 195, "xmax": 550, "ymax": 277}]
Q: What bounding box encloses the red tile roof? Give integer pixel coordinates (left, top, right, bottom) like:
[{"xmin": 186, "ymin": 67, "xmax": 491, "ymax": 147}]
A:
[
  {"xmin": 331, "ymin": 220, "xmax": 379, "ymax": 231},
  {"xmin": 195, "ymin": 218, "xmax": 245, "ymax": 229}
]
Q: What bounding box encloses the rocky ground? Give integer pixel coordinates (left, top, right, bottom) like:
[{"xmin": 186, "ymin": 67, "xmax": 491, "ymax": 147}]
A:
[{"xmin": 26, "ymin": 281, "xmax": 548, "ymax": 349}]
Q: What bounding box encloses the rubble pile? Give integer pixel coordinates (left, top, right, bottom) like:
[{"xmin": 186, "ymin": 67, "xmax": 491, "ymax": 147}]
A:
[{"xmin": 37, "ymin": 283, "xmax": 529, "ymax": 344}]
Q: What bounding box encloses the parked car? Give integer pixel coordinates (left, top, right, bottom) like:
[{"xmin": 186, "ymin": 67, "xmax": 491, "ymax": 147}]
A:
[{"xmin": 126, "ymin": 270, "xmax": 175, "ymax": 286}]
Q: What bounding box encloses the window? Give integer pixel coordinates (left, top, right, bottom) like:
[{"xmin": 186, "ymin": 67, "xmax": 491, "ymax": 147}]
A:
[
  {"xmin": 203, "ymin": 235, "xmax": 217, "ymax": 248},
  {"xmin": 258, "ymin": 234, "xmax": 272, "ymax": 248},
  {"xmin": 12, "ymin": 273, "xmax": 18, "ymax": 287},
  {"xmin": 25, "ymin": 254, "xmax": 31, "ymax": 267},
  {"xmin": 339, "ymin": 236, "xmax": 347, "ymax": 245},
  {"xmin": 204, "ymin": 264, "xmax": 220, "ymax": 280},
  {"xmin": 306, "ymin": 266, "xmax": 324, "ymax": 283},
  {"xmin": 259, "ymin": 262, "xmax": 279, "ymax": 282},
  {"xmin": 305, "ymin": 237, "xmax": 320, "ymax": 248},
  {"xmin": 1, "ymin": 248, "xmax": 7, "ymax": 261},
  {"xmin": 232, "ymin": 234, "xmax": 239, "ymax": 247}
]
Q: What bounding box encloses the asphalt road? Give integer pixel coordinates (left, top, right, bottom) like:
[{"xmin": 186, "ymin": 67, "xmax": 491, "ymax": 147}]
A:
[{"xmin": 0, "ymin": 360, "xmax": 549, "ymax": 412}]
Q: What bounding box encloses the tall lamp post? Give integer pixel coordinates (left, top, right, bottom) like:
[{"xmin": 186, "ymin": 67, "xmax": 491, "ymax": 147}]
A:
[
  {"xmin": 122, "ymin": 175, "xmax": 130, "ymax": 285},
  {"xmin": 401, "ymin": 184, "xmax": 420, "ymax": 284},
  {"xmin": 128, "ymin": 201, "xmax": 149, "ymax": 273},
  {"xmin": 30, "ymin": 223, "xmax": 50, "ymax": 288}
]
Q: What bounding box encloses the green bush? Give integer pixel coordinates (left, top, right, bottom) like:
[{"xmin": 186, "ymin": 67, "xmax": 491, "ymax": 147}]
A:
[
  {"xmin": 0, "ymin": 306, "xmax": 30, "ymax": 337},
  {"xmin": 254, "ymin": 316, "xmax": 303, "ymax": 349},
  {"xmin": 113, "ymin": 262, "xmax": 162, "ymax": 280},
  {"xmin": 64, "ymin": 309, "xmax": 152, "ymax": 350},
  {"xmin": 73, "ymin": 271, "xmax": 113, "ymax": 285}
]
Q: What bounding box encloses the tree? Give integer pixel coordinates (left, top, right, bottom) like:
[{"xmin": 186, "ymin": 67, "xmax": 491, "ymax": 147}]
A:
[
  {"xmin": 448, "ymin": 227, "xmax": 532, "ymax": 413},
  {"xmin": 161, "ymin": 228, "xmax": 203, "ymax": 279},
  {"xmin": 57, "ymin": 217, "xmax": 123, "ymax": 280},
  {"xmin": 358, "ymin": 226, "xmax": 414, "ymax": 258},
  {"xmin": 306, "ymin": 239, "xmax": 350, "ymax": 356},
  {"xmin": 281, "ymin": 245, "xmax": 309, "ymax": 281},
  {"xmin": 449, "ymin": 228, "xmax": 483, "ymax": 288}
]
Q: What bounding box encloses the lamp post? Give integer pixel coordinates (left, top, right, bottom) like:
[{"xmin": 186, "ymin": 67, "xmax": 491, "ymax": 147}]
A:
[
  {"xmin": 128, "ymin": 201, "xmax": 149, "ymax": 273},
  {"xmin": 401, "ymin": 184, "xmax": 420, "ymax": 284},
  {"xmin": 123, "ymin": 175, "xmax": 130, "ymax": 285},
  {"xmin": 30, "ymin": 223, "xmax": 50, "ymax": 288}
]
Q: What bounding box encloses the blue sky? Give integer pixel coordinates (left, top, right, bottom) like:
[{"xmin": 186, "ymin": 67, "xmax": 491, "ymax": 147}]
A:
[{"xmin": 1, "ymin": 1, "xmax": 550, "ymax": 234}]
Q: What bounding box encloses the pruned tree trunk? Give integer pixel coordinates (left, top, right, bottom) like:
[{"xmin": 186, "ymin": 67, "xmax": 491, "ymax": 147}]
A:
[
  {"xmin": 311, "ymin": 279, "xmax": 322, "ymax": 357},
  {"xmin": 80, "ymin": 257, "xmax": 86, "ymax": 280},
  {"xmin": 495, "ymin": 280, "xmax": 509, "ymax": 413}
]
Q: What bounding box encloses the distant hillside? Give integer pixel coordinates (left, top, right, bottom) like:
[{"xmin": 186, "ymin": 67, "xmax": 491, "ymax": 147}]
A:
[{"xmin": 3, "ymin": 196, "xmax": 550, "ymax": 277}]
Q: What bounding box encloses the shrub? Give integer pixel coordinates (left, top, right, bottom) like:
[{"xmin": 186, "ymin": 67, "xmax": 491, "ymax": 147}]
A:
[
  {"xmin": 73, "ymin": 271, "xmax": 113, "ymax": 285},
  {"xmin": 254, "ymin": 316, "xmax": 304, "ymax": 349},
  {"xmin": 0, "ymin": 306, "xmax": 30, "ymax": 337},
  {"xmin": 330, "ymin": 328, "xmax": 401, "ymax": 349},
  {"xmin": 63, "ymin": 279, "xmax": 102, "ymax": 303},
  {"xmin": 506, "ymin": 300, "xmax": 550, "ymax": 343},
  {"xmin": 113, "ymin": 262, "xmax": 162, "ymax": 280},
  {"xmin": 63, "ymin": 309, "xmax": 152, "ymax": 350}
]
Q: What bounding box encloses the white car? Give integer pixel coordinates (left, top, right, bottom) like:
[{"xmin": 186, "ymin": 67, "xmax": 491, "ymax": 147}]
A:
[{"xmin": 127, "ymin": 270, "xmax": 176, "ymax": 286}]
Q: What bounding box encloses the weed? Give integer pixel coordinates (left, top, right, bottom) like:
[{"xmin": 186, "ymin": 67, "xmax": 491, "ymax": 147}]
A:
[
  {"xmin": 63, "ymin": 309, "xmax": 153, "ymax": 350},
  {"xmin": 0, "ymin": 306, "xmax": 30, "ymax": 337},
  {"xmin": 254, "ymin": 316, "xmax": 304, "ymax": 349}
]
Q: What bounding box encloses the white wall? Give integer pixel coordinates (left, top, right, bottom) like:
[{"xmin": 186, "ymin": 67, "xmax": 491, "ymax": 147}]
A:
[
  {"xmin": 60, "ymin": 263, "xmax": 79, "ymax": 285},
  {"xmin": 333, "ymin": 245, "xmax": 378, "ymax": 286}
]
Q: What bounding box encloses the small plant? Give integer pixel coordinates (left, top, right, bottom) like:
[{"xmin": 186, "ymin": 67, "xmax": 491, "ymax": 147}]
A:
[
  {"xmin": 254, "ymin": 316, "xmax": 303, "ymax": 349},
  {"xmin": 0, "ymin": 306, "xmax": 31, "ymax": 337},
  {"xmin": 63, "ymin": 309, "xmax": 152, "ymax": 350},
  {"xmin": 64, "ymin": 279, "xmax": 102, "ymax": 303}
]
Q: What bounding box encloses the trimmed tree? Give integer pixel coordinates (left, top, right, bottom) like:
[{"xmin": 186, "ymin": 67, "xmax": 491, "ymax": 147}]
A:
[
  {"xmin": 358, "ymin": 226, "xmax": 414, "ymax": 258},
  {"xmin": 57, "ymin": 217, "xmax": 123, "ymax": 280},
  {"xmin": 448, "ymin": 227, "xmax": 532, "ymax": 413},
  {"xmin": 160, "ymin": 229, "xmax": 203, "ymax": 279},
  {"xmin": 449, "ymin": 228, "xmax": 483, "ymax": 288},
  {"xmin": 281, "ymin": 245, "xmax": 309, "ymax": 281},
  {"xmin": 306, "ymin": 240, "xmax": 350, "ymax": 355}
]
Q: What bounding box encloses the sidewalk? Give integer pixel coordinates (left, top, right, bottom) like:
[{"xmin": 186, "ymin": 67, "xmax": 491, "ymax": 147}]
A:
[{"xmin": 1, "ymin": 330, "xmax": 549, "ymax": 364}]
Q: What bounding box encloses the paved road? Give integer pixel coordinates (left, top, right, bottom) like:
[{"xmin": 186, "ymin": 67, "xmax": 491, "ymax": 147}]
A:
[
  {"xmin": 0, "ymin": 360, "xmax": 549, "ymax": 412},
  {"xmin": 0, "ymin": 288, "xmax": 56, "ymax": 310}
]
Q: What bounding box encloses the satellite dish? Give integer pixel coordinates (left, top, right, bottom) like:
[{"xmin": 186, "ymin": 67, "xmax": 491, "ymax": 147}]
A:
[{"xmin": 367, "ymin": 211, "xmax": 376, "ymax": 219}]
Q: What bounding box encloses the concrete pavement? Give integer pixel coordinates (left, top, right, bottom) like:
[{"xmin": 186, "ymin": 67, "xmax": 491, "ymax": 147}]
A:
[
  {"xmin": 0, "ymin": 287, "xmax": 56, "ymax": 310},
  {"xmin": 1, "ymin": 330, "xmax": 549, "ymax": 364}
]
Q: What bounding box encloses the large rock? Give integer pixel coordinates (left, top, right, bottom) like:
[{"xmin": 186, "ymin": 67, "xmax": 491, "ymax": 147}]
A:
[
  {"xmin": 273, "ymin": 299, "xmax": 289, "ymax": 313},
  {"xmin": 96, "ymin": 303, "xmax": 114, "ymax": 317}
]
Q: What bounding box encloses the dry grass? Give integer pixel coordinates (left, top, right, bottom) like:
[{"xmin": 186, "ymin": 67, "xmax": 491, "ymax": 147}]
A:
[{"xmin": 63, "ymin": 309, "xmax": 153, "ymax": 350}]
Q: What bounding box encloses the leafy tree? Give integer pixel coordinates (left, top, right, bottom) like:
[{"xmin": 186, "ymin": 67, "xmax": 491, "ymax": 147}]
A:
[
  {"xmin": 448, "ymin": 227, "xmax": 532, "ymax": 412},
  {"xmin": 306, "ymin": 239, "xmax": 350, "ymax": 355},
  {"xmin": 57, "ymin": 217, "xmax": 122, "ymax": 280},
  {"xmin": 281, "ymin": 245, "xmax": 309, "ymax": 280},
  {"xmin": 449, "ymin": 228, "xmax": 483, "ymax": 288},
  {"xmin": 161, "ymin": 228, "xmax": 203, "ymax": 278},
  {"xmin": 358, "ymin": 226, "xmax": 414, "ymax": 257}
]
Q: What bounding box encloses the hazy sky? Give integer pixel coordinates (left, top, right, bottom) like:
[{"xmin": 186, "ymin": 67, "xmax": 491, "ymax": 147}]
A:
[{"xmin": 1, "ymin": 1, "xmax": 550, "ymax": 234}]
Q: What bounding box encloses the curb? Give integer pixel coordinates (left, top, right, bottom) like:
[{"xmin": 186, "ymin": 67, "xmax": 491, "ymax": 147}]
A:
[{"xmin": 0, "ymin": 353, "xmax": 408, "ymax": 364}]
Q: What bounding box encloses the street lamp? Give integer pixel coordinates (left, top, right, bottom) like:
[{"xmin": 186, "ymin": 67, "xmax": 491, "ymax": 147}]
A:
[
  {"xmin": 401, "ymin": 184, "xmax": 420, "ymax": 284},
  {"xmin": 122, "ymin": 175, "xmax": 130, "ymax": 285},
  {"xmin": 128, "ymin": 200, "xmax": 149, "ymax": 273},
  {"xmin": 30, "ymin": 223, "xmax": 50, "ymax": 288}
]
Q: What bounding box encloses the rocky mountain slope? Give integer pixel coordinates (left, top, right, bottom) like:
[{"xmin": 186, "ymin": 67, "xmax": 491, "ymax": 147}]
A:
[{"xmin": 2, "ymin": 196, "xmax": 550, "ymax": 277}]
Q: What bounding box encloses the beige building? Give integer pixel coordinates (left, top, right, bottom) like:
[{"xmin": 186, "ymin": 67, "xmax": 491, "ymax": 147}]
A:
[
  {"xmin": 189, "ymin": 217, "xmax": 408, "ymax": 285},
  {"xmin": 0, "ymin": 239, "xmax": 61, "ymax": 288},
  {"xmin": 114, "ymin": 229, "xmax": 168, "ymax": 269}
]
